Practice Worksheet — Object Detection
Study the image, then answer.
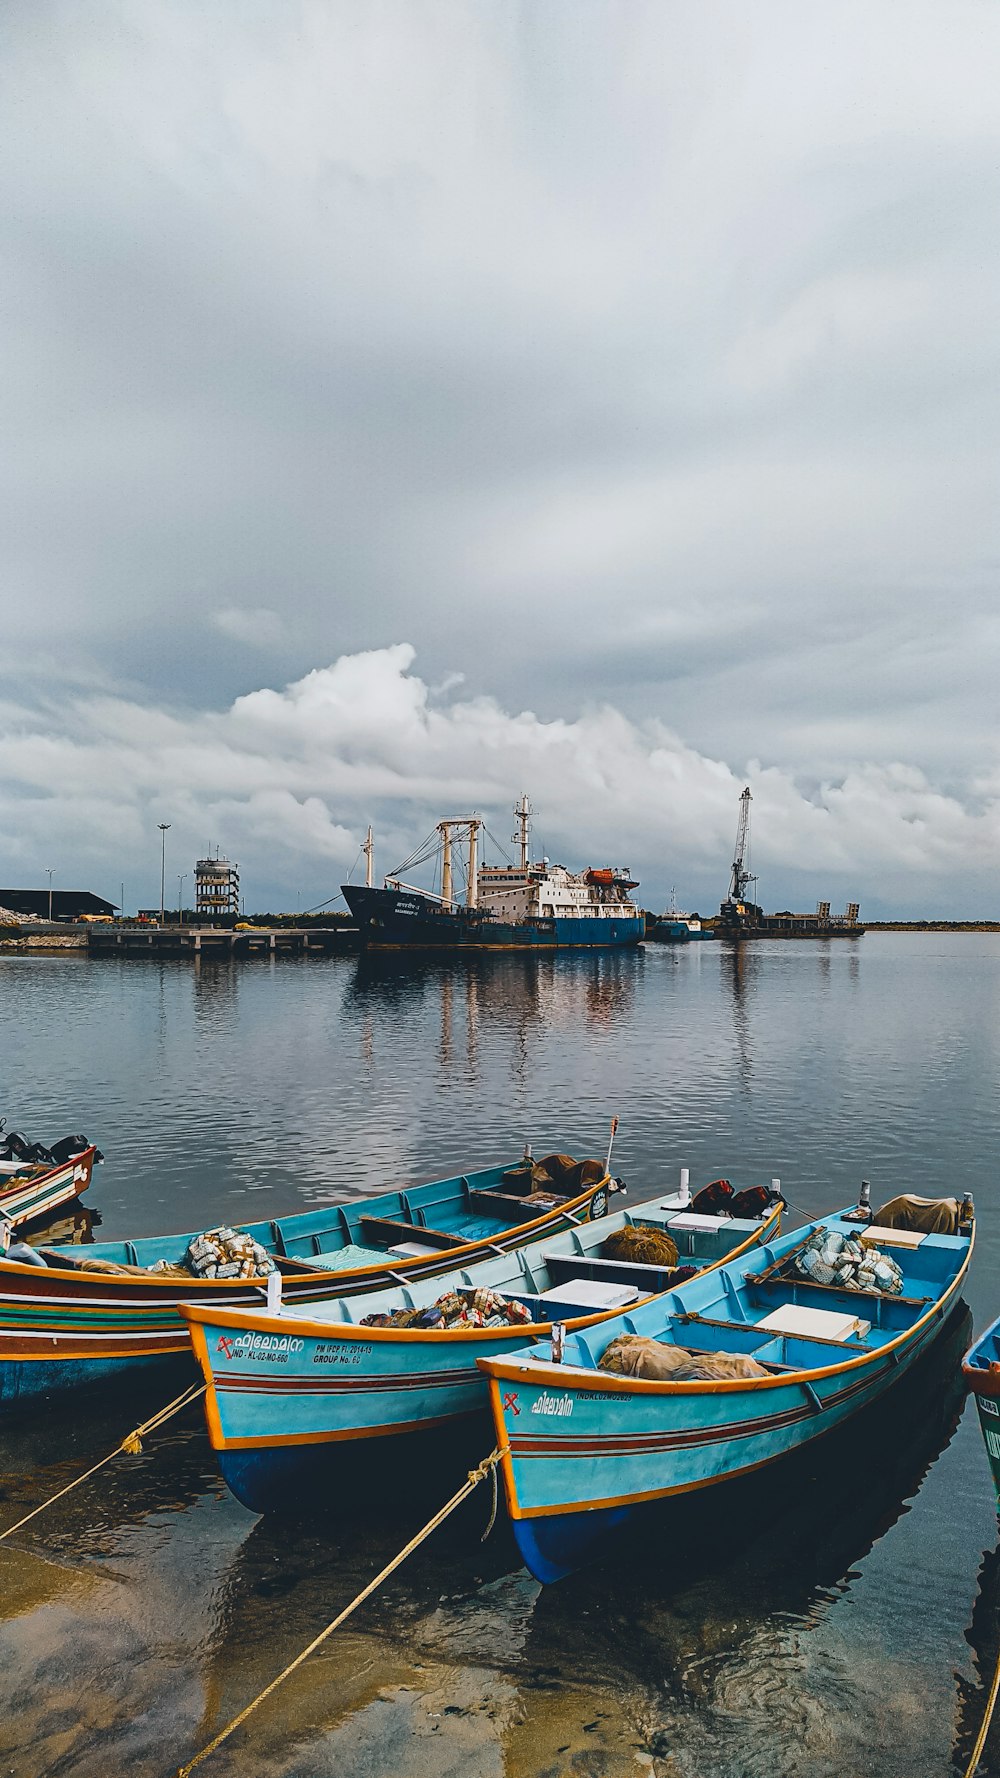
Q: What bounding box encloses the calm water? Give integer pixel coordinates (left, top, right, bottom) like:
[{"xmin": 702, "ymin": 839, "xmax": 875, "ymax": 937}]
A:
[{"xmin": 0, "ymin": 935, "xmax": 998, "ymax": 1776}]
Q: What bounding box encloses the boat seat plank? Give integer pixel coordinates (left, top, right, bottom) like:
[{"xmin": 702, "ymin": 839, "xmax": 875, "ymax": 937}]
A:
[
  {"xmin": 540, "ymin": 1278, "xmax": 641, "ymax": 1308},
  {"xmin": 756, "ymin": 1304, "xmax": 871, "ymax": 1342},
  {"xmin": 543, "ymin": 1252, "xmax": 689, "ymax": 1292},
  {"xmin": 358, "ymin": 1216, "xmax": 468, "ymax": 1251},
  {"xmin": 746, "ymin": 1272, "xmax": 930, "ymax": 1311},
  {"xmin": 679, "ymin": 1310, "xmax": 872, "ymax": 1352},
  {"xmin": 859, "ymin": 1224, "xmax": 927, "ymax": 1249},
  {"xmin": 467, "ymin": 1188, "xmax": 566, "ymax": 1221}
]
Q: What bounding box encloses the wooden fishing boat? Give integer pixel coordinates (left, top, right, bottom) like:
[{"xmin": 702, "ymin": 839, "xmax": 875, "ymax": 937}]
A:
[
  {"xmin": 0, "ymin": 1145, "xmax": 98, "ymax": 1233},
  {"xmin": 962, "ymin": 1314, "xmax": 1000, "ymax": 1509},
  {"xmin": 480, "ymin": 1201, "xmax": 974, "ymax": 1581},
  {"xmin": 0, "ymin": 1150, "xmax": 612, "ymax": 1401},
  {"xmin": 181, "ymin": 1191, "xmax": 783, "ymax": 1512}
]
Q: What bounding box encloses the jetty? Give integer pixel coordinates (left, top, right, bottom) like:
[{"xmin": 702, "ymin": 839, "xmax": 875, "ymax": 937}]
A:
[{"xmin": 85, "ymin": 923, "xmax": 361, "ymax": 959}]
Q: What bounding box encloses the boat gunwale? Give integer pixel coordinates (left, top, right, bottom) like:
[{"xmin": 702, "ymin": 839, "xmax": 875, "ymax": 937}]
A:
[
  {"xmin": 178, "ymin": 1204, "xmax": 782, "ymax": 1341},
  {"xmin": 0, "ymin": 1173, "xmax": 612, "ymax": 1290},
  {"xmin": 961, "ymin": 1311, "xmax": 1000, "ymax": 1390}
]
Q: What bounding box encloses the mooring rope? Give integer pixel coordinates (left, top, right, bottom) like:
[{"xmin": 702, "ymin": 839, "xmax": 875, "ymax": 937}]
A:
[
  {"xmin": 0, "ymin": 1380, "xmax": 206, "ymax": 1546},
  {"xmin": 176, "ymin": 1445, "xmax": 505, "ymax": 1777},
  {"xmin": 964, "ymin": 1639, "xmax": 1000, "ymax": 1778}
]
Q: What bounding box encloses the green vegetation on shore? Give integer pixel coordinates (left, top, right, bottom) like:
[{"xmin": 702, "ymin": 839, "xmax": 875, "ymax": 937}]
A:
[{"xmin": 864, "ymin": 920, "xmax": 1000, "ymax": 931}]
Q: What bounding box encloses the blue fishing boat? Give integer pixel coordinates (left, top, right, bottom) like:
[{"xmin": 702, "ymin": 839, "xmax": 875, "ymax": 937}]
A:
[
  {"xmin": 962, "ymin": 1311, "xmax": 1000, "ymax": 1509},
  {"xmin": 0, "ymin": 1148, "xmax": 613, "ymax": 1401},
  {"xmin": 479, "ymin": 1197, "xmax": 974, "ymax": 1581},
  {"xmin": 180, "ymin": 1186, "xmax": 783, "ymax": 1512}
]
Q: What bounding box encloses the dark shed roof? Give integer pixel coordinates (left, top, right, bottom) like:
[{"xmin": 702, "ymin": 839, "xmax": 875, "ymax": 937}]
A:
[{"xmin": 0, "ymin": 890, "xmax": 117, "ymax": 919}]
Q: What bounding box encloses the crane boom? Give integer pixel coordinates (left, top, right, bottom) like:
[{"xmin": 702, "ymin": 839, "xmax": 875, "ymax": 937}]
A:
[{"xmin": 729, "ymin": 785, "xmax": 753, "ymax": 902}]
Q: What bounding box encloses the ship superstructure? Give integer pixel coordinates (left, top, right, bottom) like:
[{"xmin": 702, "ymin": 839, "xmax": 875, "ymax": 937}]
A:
[{"xmin": 342, "ymin": 797, "xmax": 643, "ymax": 951}]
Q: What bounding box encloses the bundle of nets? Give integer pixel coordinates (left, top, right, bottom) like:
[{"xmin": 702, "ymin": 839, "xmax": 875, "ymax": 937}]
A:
[
  {"xmin": 601, "ymin": 1225, "xmax": 679, "ymax": 1268},
  {"xmin": 182, "ymin": 1226, "xmax": 275, "ymax": 1280},
  {"xmin": 361, "ymin": 1285, "xmax": 533, "ymax": 1331},
  {"xmin": 794, "ymin": 1228, "xmax": 903, "ymax": 1295}
]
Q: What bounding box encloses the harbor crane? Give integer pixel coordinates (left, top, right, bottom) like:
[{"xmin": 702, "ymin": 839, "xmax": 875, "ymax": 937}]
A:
[{"xmin": 729, "ymin": 785, "xmax": 754, "ymax": 904}]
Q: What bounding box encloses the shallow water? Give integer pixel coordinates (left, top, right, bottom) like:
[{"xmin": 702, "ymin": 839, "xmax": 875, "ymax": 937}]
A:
[{"xmin": 0, "ymin": 934, "xmax": 998, "ymax": 1776}]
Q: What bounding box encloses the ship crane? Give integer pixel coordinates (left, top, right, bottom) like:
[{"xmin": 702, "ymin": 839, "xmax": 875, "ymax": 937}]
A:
[{"xmin": 728, "ymin": 785, "xmax": 754, "ymax": 904}]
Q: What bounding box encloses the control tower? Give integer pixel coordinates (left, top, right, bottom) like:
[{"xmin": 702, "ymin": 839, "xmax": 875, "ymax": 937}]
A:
[{"xmin": 195, "ymin": 852, "xmax": 240, "ymax": 919}]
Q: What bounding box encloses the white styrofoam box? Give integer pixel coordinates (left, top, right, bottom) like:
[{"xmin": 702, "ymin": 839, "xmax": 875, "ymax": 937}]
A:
[
  {"xmin": 860, "ymin": 1225, "xmax": 926, "ymax": 1249},
  {"xmin": 388, "ymin": 1241, "xmax": 442, "ymax": 1257},
  {"xmin": 756, "ymin": 1304, "xmax": 871, "ymax": 1342},
  {"xmin": 539, "ymin": 1278, "xmax": 641, "ymax": 1308}
]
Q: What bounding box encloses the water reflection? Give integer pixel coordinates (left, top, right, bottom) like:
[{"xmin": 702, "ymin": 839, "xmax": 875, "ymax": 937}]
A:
[
  {"xmin": 174, "ymin": 1307, "xmax": 973, "ymax": 1778},
  {"xmin": 720, "ymin": 940, "xmax": 755, "ymax": 1089},
  {"xmin": 192, "ymin": 956, "xmax": 241, "ymax": 1029},
  {"xmin": 347, "ymin": 949, "xmax": 640, "ymax": 1039},
  {"xmin": 0, "ymin": 935, "xmax": 998, "ymax": 1775},
  {"xmin": 958, "ymin": 1543, "xmax": 1000, "ymax": 1773}
]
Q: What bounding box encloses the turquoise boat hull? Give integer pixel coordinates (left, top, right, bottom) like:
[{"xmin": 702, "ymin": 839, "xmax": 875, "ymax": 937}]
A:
[
  {"xmin": 0, "ymin": 1151, "xmax": 612, "ymax": 1400},
  {"xmin": 481, "ymin": 1207, "xmax": 973, "ymax": 1580},
  {"xmin": 962, "ymin": 1313, "xmax": 1000, "ymax": 1509},
  {"xmin": 182, "ymin": 1198, "xmax": 783, "ymax": 1512}
]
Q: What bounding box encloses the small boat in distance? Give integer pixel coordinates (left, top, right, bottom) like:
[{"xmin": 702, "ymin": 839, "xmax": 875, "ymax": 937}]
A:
[
  {"xmin": 0, "ymin": 1148, "xmax": 613, "ymax": 1402},
  {"xmin": 480, "ymin": 1193, "xmax": 973, "ymax": 1581},
  {"xmin": 181, "ymin": 1182, "xmax": 783, "ymax": 1513},
  {"xmin": 343, "ymin": 797, "xmax": 644, "ymax": 951},
  {"xmin": 645, "ymin": 893, "xmax": 714, "ymax": 944},
  {"xmin": 0, "ymin": 1144, "xmax": 99, "ymax": 1234}
]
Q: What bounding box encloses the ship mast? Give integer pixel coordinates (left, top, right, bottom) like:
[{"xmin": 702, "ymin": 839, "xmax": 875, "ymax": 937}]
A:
[
  {"xmin": 363, "ymin": 825, "xmax": 374, "ymax": 889},
  {"xmin": 467, "ymin": 821, "xmax": 478, "ymax": 908},
  {"xmin": 512, "ymin": 795, "xmax": 532, "ymax": 870},
  {"xmin": 439, "ymin": 822, "xmax": 453, "ymax": 905}
]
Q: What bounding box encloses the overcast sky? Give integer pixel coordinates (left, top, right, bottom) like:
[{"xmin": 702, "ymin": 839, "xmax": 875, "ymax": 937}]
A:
[{"xmin": 2, "ymin": 1, "xmax": 998, "ymax": 915}]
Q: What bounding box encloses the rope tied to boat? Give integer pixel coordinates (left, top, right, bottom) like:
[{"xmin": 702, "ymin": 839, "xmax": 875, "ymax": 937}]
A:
[
  {"xmin": 963, "ymin": 1639, "xmax": 1000, "ymax": 1778},
  {"xmin": 0, "ymin": 1380, "xmax": 206, "ymax": 1546},
  {"xmin": 176, "ymin": 1444, "xmax": 506, "ymax": 1777}
]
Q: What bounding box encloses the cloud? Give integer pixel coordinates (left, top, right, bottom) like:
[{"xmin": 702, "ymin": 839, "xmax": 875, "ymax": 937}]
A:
[
  {"xmin": 0, "ymin": 0, "xmax": 997, "ymax": 789},
  {"xmin": 0, "ymin": 646, "xmax": 996, "ymax": 916},
  {"xmin": 211, "ymin": 607, "xmax": 287, "ymax": 650}
]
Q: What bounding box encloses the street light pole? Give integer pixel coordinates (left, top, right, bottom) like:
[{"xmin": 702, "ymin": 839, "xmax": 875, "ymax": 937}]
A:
[
  {"xmin": 177, "ymin": 874, "xmax": 187, "ymax": 923},
  {"xmin": 46, "ymin": 869, "xmax": 54, "ymax": 921},
  {"xmin": 158, "ymin": 824, "xmax": 170, "ymax": 925}
]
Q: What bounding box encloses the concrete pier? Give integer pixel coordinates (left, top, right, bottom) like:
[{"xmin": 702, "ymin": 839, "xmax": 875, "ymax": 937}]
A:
[{"xmin": 85, "ymin": 923, "xmax": 361, "ymax": 959}]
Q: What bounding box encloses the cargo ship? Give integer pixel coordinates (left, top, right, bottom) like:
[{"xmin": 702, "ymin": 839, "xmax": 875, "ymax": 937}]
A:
[{"xmin": 342, "ymin": 798, "xmax": 644, "ymax": 952}]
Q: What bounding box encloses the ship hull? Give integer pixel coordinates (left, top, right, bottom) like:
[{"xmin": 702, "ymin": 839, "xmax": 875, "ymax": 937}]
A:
[{"xmin": 343, "ymin": 885, "xmax": 643, "ymax": 951}]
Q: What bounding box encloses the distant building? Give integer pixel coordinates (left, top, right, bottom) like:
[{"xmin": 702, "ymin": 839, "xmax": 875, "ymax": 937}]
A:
[
  {"xmin": 195, "ymin": 855, "xmax": 240, "ymax": 919},
  {"xmin": 0, "ymin": 889, "xmax": 117, "ymax": 921}
]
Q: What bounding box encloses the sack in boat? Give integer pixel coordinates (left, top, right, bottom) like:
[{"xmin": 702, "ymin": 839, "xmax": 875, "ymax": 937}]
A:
[
  {"xmin": 599, "ymin": 1335, "xmax": 694, "ymax": 1379},
  {"xmin": 667, "ymin": 1352, "xmax": 769, "ymax": 1381},
  {"xmin": 601, "ymin": 1225, "xmax": 679, "ymax": 1268},
  {"xmin": 598, "ymin": 1333, "xmax": 767, "ymax": 1381},
  {"xmin": 874, "ymin": 1194, "xmax": 960, "ymax": 1236},
  {"xmin": 690, "ymin": 1179, "xmax": 734, "ymax": 1216}
]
